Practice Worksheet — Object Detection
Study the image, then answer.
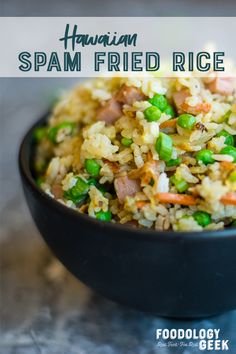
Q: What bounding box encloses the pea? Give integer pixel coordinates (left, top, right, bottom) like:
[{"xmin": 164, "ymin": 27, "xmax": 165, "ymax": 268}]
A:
[
  {"xmin": 170, "ymin": 175, "xmax": 189, "ymax": 193},
  {"xmin": 193, "ymin": 211, "xmax": 212, "ymax": 227},
  {"xmin": 196, "ymin": 149, "xmax": 215, "ymax": 165},
  {"xmin": 96, "ymin": 210, "xmax": 112, "ymax": 222},
  {"xmin": 216, "ymin": 130, "xmax": 234, "ymax": 146},
  {"xmin": 121, "ymin": 137, "xmax": 133, "ymax": 147},
  {"xmin": 85, "ymin": 159, "xmax": 101, "ymax": 177},
  {"xmin": 144, "ymin": 106, "xmax": 162, "ymax": 122},
  {"xmin": 164, "ymin": 105, "xmax": 175, "ymax": 118},
  {"xmin": 177, "ymin": 114, "xmax": 196, "ymax": 130},
  {"xmin": 149, "ymin": 94, "xmax": 168, "ymax": 111},
  {"xmin": 220, "ymin": 146, "xmax": 236, "ymax": 162}
]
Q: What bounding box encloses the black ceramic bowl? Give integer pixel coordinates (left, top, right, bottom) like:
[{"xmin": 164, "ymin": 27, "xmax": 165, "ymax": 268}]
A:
[{"xmin": 19, "ymin": 114, "xmax": 236, "ymax": 318}]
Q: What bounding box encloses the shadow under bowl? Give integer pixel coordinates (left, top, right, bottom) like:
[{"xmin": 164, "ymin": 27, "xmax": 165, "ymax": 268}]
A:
[{"xmin": 19, "ymin": 114, "xmax": 236, "ymax": 318}]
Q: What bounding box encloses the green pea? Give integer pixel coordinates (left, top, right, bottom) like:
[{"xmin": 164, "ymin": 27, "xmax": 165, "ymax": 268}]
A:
[
  {"xmin": 220, "ymin": 146, "xmax": 236, "ymax": 162},
  {"xmin": 48, "ymin": 122, "xmax": 76, "ymax": 143},
  {"xmin": 216, "ymin": 130, "xmax": 234, "ymax": 146},
  {"xmin": 85, "ymin": 159, "xmax": 101, "ymax": 177},
  {"xmin": 149, "ymin": 94, "xmax": 168, "ymax": 111},
  {"xmin": 177, "ymin": 114, "xmax": 196, "ymax": 130},
  {"xmin": 121, "ymin": 137, "xmax": 133, "ymax": 147},
  {"xmin": 166, "ymin": 157, "xmax": 182, "ymax": 167},
  {"xmin": 170, "ymin": 175, "xmax": 189, "ymax": 193},
  {"xmin": 96, "ymin": 210, "xmax": 112, "ymax": 222},
  {"xmin": 144, "ymin": 106, "xmax": 162, "ymax": 122},
  {"xmin": 193, "ymin": 211, "xmax": 212, "ymax": 227},
  {"xmin": 164, "ymin": 105, "xmax": 175, "ymax": 118},
  {"xmin": 196, "ymin": 149, "xmax": 215, "ymax": 165},
  {"xmin": 64, "ymin": 177, "xmax": 89, "ymax": 204}
]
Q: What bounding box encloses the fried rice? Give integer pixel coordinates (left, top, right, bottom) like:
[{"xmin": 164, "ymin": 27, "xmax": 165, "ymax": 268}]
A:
[{"xmin": 34, "ymin": 74, "xmax": 236, "ymax": 231}]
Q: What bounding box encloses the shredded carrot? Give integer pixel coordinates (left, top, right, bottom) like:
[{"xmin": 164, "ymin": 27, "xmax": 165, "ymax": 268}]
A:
[
  {"xmin": 136, "ymin": 201, "xmax": 149, "ymax": 209},
  {"xmin": 155, "ymin": 193, "xmax": 197, "ymax": 206},
  {"xmin": 220, "ymin": 161, "xmax": 235, "ymax": 171},
  {"xmin": 220, "ymin": 192, "xmax": 236, "ymax": 205},
  {"xmin": 160, "ymin": 118, "xmax": 177, "ymax": 129},
  {"xmin": 181, "ymin": 102, "xmax": 211, "ymax": 115}
]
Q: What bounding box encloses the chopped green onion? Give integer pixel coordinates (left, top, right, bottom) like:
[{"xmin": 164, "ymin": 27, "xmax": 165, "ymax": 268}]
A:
[
  {"xmin": 164, "ymin": 105, "xmax": 175, "ymax": 118},
  {"xmin": 149, "ymin": 94, "xmax": 168, "ymax": 111},
  {"xmin": 193, "ymin": 211, "xmax": 212, "ymax": 227},
  {"xmin": 166, "ymin": 157, "xmax": 182, "ymax": 167},
  {"xmin": 229, "ymin": 170, "xmax": 236, "ymax": 182},
  {"xmin": 87, "ymin": 178, "xmax": 106, "ymax": 194},
  {"xmin": 96, "ymin": 210, "xmax": 112, "ymax": 222},
  {"xmin": 47, "ymin": 127, "xmax": 58, "ymax": 143},
  {"xmin": 87, "ymin": 178, "xmax": 97, "ymax": 186},
  {"xmin": 97, "ymin": 185, "xmax": 107, "ymax": 195},
  {"xmin": 223, "ymin": 110, "xmax": 232, "ymax": 121},
  {"xmin": 220, "ymin": 146, "xmax": 236, "ymax": 162},
  {"xmin": 196, "ymin": 149, "xmax": 215, "ymax": 165},
  {"xmin": 170, "ymin": 175, "xmax": 189, "ymax": 193},
  {"xmin": 85, "ymin": 159, "xmax": 101, "ymax": 177},
  {"xmin": 155, "ymin": 133, "xmax": 173, "ymax": 162},
  {"xmin": 216, "ymin": 130, "xmax": 234, "ymax": 146},
  {"xmin": 144, "ymin": 106, "xmax": 162, "ymax": 122},
  {"xmin": 231, "ymin": 220, "xmax": 236, "ymax": 227},
  {"xmin": 34, "ymin": 127, "xmax": 47, "ymax": 142},
  {"xmin": 48, "ymin": 122, "xmax": 76, "ymax": 143},
  {"xmin": 177, "ymin": 114, "xmax": 196, "ymax": 130},
  {"xmin": 121, "ymin": 137, "xmax": 133, "ymax": 147},
  {"xmin": 64, "ymin": 177, "xmax": 89, "ymax": 204}
]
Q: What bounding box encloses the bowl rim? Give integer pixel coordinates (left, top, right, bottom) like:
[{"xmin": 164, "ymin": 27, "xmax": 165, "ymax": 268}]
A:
[{"xmin": 18, "ymin": 113, "xmax": 236, "ymax": 242}]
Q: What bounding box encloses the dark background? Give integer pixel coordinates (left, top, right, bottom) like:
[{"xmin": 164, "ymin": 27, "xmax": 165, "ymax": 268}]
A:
[{"xmin": 1, "ymin": 1, "xmax": 236, "ymax": 354}]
